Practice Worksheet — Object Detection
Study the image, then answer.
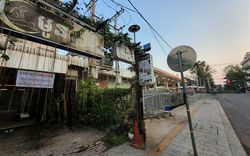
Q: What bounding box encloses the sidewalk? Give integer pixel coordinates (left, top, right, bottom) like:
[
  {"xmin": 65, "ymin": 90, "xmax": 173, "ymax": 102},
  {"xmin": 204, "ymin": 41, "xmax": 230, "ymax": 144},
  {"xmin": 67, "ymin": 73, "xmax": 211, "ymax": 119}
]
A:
[{"xmin": 104, "ymin": 95, "xmax": 247, "ymax": 156}]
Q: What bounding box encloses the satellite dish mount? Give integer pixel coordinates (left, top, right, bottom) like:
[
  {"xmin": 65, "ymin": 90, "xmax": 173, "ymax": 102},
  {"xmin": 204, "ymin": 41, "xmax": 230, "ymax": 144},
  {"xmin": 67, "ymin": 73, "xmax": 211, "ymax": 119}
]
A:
[{"xmin": 167, "ymin": 45, "xmax": 198, "ymax": 156}]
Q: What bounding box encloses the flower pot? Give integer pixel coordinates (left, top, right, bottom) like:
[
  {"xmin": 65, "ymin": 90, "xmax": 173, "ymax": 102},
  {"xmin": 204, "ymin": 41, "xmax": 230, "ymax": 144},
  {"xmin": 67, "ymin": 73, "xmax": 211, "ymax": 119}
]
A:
[{"xmin": 128, "ymin": 132, "xmax": 134, "ymax": 140}]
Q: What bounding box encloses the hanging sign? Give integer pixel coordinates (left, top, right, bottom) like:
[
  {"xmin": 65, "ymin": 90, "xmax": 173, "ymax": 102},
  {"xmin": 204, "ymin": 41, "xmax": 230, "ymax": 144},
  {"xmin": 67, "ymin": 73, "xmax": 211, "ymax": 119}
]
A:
[
  {"xmin": 139, "ymin": 53, "xmax": 155, "ymax": 85},
  {"xmin": 112, "ymin": 44, "xmax": 135, "ymax": 64},
  {"xmin": 0, "ymin": 0, "xmax": 104, "ymax": 59},
  {"xmin": 16, "ymin": 70, "xmax": 55, "ymax": 88}
]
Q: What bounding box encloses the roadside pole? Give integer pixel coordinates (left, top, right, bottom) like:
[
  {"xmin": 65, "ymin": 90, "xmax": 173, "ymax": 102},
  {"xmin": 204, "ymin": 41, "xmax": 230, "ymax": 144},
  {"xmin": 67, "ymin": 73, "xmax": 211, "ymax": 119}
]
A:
[
  {"xmin": 207, "ymin": 77, "xmax": 211, "ymax": 92},
  {"xmin": 177, "ymin": 51, "xmax": 198, "ymax": 156},
  {"xmin": 129, "ymin": 25, "xmax": 145, "ymax": 149},
  {"xmin": 114, "ymin": 15, "xmax": 120, "ymax": 86},
  {"xmin": 167, "ymin": 46, "xmax": 198, "ymax": 156}
]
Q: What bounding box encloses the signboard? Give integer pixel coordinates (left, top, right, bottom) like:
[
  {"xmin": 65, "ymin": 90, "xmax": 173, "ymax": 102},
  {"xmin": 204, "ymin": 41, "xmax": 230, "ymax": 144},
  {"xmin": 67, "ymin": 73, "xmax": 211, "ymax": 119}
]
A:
[
  {"xmin": 112, "ymin": 44, "xmax": 135, "ymax": 64},
  {"xmin": 16, "ymin": 70, "xmax": 55, "ymax": 88},
  {"xmin": 139, "ymin": 54, "xmax": 154, "ymax": 85},
  {"xmin": 0, "ymin": 0, "xmax": 104, "ymax": 59},
  {"xmin": 143, "ymin": 43, "xmax": 151, "ymax": 52}
]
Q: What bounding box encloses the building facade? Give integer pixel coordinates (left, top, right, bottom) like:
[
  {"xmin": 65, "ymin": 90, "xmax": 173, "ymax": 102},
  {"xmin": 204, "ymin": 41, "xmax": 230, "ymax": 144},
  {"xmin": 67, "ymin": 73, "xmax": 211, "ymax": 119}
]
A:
[{"xmin": 241, "ymin": 52, "xmax": 250, "ymax": 91}]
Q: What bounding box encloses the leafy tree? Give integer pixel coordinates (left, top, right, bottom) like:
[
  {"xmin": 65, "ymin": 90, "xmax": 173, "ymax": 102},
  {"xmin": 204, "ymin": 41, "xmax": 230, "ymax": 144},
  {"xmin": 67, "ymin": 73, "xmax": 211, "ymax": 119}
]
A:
[
  {"xmin": 190, "ymin": 61, "xmax": 215, "ymax": 89},
  {"xmin": 224, "ymin": 65, "xmax": 246, "ymax": 91}
]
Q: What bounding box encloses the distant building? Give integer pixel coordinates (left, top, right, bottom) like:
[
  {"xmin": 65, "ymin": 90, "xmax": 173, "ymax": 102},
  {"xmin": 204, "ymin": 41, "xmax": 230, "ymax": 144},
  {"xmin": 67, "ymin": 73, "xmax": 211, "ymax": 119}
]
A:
[
  {"xmin": 241, "ymin": 52, "xmax": 250, "ymax": 91},
  {"xmin": 153, "ymin": 67, "xmax": 181, "ymax": 91}
]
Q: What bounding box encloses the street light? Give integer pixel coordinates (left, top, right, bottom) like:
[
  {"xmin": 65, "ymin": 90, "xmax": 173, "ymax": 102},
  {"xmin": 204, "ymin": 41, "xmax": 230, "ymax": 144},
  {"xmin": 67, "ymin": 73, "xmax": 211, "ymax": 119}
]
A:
[
  {"xmin": 128, "ymin": 25, "xmax": 140, "ymax": 43},
  {"xmin": 128, "ymin": 24, "xmax": 145, "ymax": 149}
]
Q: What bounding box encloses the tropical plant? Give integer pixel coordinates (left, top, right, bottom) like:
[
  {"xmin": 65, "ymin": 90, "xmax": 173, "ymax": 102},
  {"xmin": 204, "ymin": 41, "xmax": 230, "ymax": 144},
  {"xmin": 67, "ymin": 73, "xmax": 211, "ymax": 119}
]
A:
[
  {"xmin": 74, "ymin": 75, "xmax": 135, "ymax": 130},
  {"xmin": 224, "ymin": 65, "xmax": 246, "ymax": 91},
  {"xmin": 190, "ymin": 60, "xmax": 215, "ymax": 89},
  {"xmin": 0, "ymin": 51, "xmax": 9, "ymax": 61}
]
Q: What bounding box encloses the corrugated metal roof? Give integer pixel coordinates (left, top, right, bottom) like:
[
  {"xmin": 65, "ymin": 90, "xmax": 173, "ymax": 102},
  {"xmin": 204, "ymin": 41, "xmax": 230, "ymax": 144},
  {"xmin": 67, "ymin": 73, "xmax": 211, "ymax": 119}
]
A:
[{"xmin": 153, "ymin": 67, "xmax": 181, "ymax": 81}]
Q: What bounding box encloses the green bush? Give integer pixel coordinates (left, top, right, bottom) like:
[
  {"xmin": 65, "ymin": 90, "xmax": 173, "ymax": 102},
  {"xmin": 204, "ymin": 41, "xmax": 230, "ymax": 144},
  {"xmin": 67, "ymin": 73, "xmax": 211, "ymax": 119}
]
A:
[{"xmin": 74, "ymin": 75, "xmax": 135, "ymax": 130}]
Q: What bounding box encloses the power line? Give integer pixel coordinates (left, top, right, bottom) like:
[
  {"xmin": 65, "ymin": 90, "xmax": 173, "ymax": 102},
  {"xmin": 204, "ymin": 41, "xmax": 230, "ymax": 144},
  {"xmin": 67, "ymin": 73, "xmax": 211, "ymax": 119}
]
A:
[
  {"xmin": 108, "ymin": 0, "xmax": 172, "ymax": 53},
  {"xmin": 121, "ymin": 8, "xmax": 132, "ymax": 27},
  {"xmin": 149, "ymin": 28, "xmax": 168, "ymax": 55},
  {"xmin": 127, "ymin": 0, "xmax": 173, "ymax": 50},
  {"xmin": 102, "ymin": 0, "xmax": 117, "ymax": 11},
  {"xmin": 210, "ymin": 62, "xmax": 241, "ymax": 66},
  {"xmin": 84, "ymin": 0, "xmax": 98, "ymax": 15},
  {"xmin": 109, "ymin": 0, "xmax": 136, "ymax": 13}
]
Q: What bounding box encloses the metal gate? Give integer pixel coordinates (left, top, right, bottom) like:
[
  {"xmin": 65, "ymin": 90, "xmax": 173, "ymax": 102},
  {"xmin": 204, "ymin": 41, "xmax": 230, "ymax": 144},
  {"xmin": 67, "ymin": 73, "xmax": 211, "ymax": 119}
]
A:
[{"xmin": 143, "ymin": 91, "xmax": 183, "ymax": 116}]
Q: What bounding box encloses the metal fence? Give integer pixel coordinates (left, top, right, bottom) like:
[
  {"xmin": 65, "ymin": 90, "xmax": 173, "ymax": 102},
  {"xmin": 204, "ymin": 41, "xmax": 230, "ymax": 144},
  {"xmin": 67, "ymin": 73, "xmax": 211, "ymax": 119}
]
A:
[{"xmin": 143, "ymin": 91, "xmax": 183, "ymax": 116}]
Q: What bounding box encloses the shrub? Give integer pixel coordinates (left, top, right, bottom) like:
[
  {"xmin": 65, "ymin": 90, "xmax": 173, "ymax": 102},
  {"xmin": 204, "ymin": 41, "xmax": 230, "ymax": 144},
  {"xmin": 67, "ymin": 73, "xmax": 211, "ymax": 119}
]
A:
[{"xmin": 74, "ymin": 75, "xmax": 135, "ymax": 130}]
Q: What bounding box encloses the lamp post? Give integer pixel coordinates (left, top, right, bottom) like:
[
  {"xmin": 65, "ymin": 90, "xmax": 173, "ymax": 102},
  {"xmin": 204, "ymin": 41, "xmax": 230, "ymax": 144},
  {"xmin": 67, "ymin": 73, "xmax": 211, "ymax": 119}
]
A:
[
  {"xmin": 128, "ymin": 24, "xmax": 145, "ymax": 148},
  {"xmin": 128, "ymin": 25, "xmax": 141, "ymax": 120},
  {"xmin": 129, "ymin": 25, "xmax": 140, "ymax": 43}
]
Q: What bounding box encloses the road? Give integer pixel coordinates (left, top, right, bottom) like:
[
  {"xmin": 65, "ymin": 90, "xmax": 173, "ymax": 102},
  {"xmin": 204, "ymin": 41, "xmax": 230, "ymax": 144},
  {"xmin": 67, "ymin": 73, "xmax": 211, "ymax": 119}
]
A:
[{"xmin": 216, "ymin": 93, "xmax": 250, "ymax": 155}]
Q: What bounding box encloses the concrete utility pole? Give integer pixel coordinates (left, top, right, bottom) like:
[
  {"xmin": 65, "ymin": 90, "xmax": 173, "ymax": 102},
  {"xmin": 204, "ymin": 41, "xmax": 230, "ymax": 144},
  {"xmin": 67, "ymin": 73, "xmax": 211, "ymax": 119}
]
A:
[
  {"xmin": 207, "ymin": 77, "xmax": 211, "ymax": 92},
  {"xmin": 89, "ymin": 0, "xmax": 96, "ymax": 77},
  {"xmin": 195, "ymin": 67, "xmax": 199, "ymax": 87},
  {"xmin": 91, "ymin": 0, "xmax": 96, "ymax": 21},
  {"xmin": 0, "ymin": 0, "xmax": 5, "ymax": 13},
  {"xmin": 114, "ymin": 15, "xmax": 120, "ymax": 86}
]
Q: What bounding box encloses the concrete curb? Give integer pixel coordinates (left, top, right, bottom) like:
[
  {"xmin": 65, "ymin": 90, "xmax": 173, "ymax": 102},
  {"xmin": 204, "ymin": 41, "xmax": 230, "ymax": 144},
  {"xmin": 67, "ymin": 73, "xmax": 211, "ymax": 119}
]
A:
[{"xmin": 217, "ymin": 102, "xmax": 247, "ymax": 156}]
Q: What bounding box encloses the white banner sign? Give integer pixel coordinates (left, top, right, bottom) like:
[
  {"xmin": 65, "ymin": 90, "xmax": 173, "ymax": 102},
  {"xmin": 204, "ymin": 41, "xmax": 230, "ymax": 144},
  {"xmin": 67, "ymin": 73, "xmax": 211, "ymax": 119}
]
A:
[
  {"xmin": 139, "ymin": 54, "xmax": 155, "ymax": 85},
  {"xmin": 112, "ymin": 44, "xmax": 135, "ymax": 64},
  {"xmin": 16, "ymin": 70, "xmax": 55, "ymax": 88}
]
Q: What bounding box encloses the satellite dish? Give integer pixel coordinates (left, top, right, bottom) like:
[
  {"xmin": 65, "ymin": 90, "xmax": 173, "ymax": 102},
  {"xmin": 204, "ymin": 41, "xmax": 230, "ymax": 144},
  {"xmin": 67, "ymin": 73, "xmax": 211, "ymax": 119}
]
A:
[
  {"xmin": 167, "ymin": 45, "xmax": 197, "ymax": 72},
  {"xmin": 167, "ymin": 45, "xmax": 199, "ymax": 155}
]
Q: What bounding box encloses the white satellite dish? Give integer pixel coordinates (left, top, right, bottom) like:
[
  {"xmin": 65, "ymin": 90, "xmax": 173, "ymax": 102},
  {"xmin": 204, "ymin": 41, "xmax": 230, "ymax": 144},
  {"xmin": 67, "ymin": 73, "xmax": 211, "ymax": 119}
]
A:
[
  {"xmin": 167, "ymin": 45, "xmax": 197, "ymax": 72},
  {"xmin": 167, "ymin": 45, "xmax": 198, "ymax": 156}
]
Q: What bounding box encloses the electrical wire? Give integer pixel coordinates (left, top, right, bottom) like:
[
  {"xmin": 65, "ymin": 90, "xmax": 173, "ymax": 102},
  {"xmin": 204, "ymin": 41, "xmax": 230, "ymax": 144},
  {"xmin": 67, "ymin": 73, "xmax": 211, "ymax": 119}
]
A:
[
  {"xmin": 107, "ymin": 0, "xmax": 171, "ymax": 54},
  {"xmin": 104, "ymin": 0, "xmax": 132, "ymax": 28},
  {"xmin": 149, "ymin": 28, "xmax": 168, "ymax": 55},
  {"xmin": 84, "ymin": 0, "xmax": 98, "ymax": 15},
  {"xmin": 108, "ymin": 0, "xmax": 136, "ymax": 13},
  {"xmin": 127, "ymin": 0, "xmax": 173, "ymax": 50},
  {"xmin": 102, "ymin": 0, "xmax": 117, "ymax": 11},
  {"xmin": 123, "ymin": 9, "xmax": 132, "ymax": 26},
  {"xmin": 210, "ymin": 62, "xmax": 241, "ymax": 66}
]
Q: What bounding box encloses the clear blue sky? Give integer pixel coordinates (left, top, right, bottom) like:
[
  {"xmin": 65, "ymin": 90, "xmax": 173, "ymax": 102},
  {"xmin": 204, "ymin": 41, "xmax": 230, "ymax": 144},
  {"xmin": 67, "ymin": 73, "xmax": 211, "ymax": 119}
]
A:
[{"xmin": 93, "ymin": 0, "xmax": 250, "ymax": 84}]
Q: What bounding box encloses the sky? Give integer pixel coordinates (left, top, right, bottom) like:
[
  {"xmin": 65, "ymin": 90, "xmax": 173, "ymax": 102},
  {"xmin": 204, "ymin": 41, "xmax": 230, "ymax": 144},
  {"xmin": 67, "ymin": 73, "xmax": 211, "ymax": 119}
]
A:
[{"xmin": 92, "ymin": 0, "xmax": 250, "ymax": 84}]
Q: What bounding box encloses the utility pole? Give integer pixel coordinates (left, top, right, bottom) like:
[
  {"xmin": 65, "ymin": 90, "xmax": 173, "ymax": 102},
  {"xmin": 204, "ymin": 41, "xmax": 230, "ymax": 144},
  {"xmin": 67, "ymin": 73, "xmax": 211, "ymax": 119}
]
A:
[
  {"xmin": 207, "ymin": 77, "xmax": 211, "ymax": 92},
  {"xmin": 89, "ymin": 0, "xmax": 96, "ymax": 78},
  {"xmin": 114, "ymin": 15, "xmax": 120, "ymax": 86},
  {"xmin": 195, "ymin": 68, "xmax": 199, "ymax": 87},
  {"xmin": 91, "ymin": 0, "xmax": 96, "ymax": 21}
]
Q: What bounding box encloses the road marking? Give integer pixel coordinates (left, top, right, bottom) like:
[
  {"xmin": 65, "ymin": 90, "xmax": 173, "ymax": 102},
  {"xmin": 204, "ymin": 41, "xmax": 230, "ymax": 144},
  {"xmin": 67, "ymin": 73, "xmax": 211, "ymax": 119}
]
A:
[{"xmin": 147, "ymin": 103, "xmax": 202, "ymax": 156}]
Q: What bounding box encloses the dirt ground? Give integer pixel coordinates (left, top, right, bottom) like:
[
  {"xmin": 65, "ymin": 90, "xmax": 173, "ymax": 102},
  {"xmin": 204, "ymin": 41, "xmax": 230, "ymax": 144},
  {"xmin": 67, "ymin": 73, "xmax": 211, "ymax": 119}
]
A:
[{"xmin": 0, "ymin": 123, "xmax": 107, "ymax": 156}]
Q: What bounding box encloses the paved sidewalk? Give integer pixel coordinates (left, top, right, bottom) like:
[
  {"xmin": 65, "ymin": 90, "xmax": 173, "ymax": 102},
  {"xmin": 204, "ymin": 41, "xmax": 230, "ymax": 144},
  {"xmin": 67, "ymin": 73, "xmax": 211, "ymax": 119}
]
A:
[
  {"xmin": 161, "ymin": 99, "xmax": 247, "ymax": 156},
  {"xmin": 104, "ymin": 96, "xmax": 247, "ymax": 156}
]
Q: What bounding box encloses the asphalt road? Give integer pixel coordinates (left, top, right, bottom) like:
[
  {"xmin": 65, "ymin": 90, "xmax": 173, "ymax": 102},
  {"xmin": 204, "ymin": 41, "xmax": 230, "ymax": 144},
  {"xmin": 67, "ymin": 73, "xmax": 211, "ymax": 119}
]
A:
[{"xmin": 216, "ymin": 93, "xmax": 250, "ymax": 155}]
